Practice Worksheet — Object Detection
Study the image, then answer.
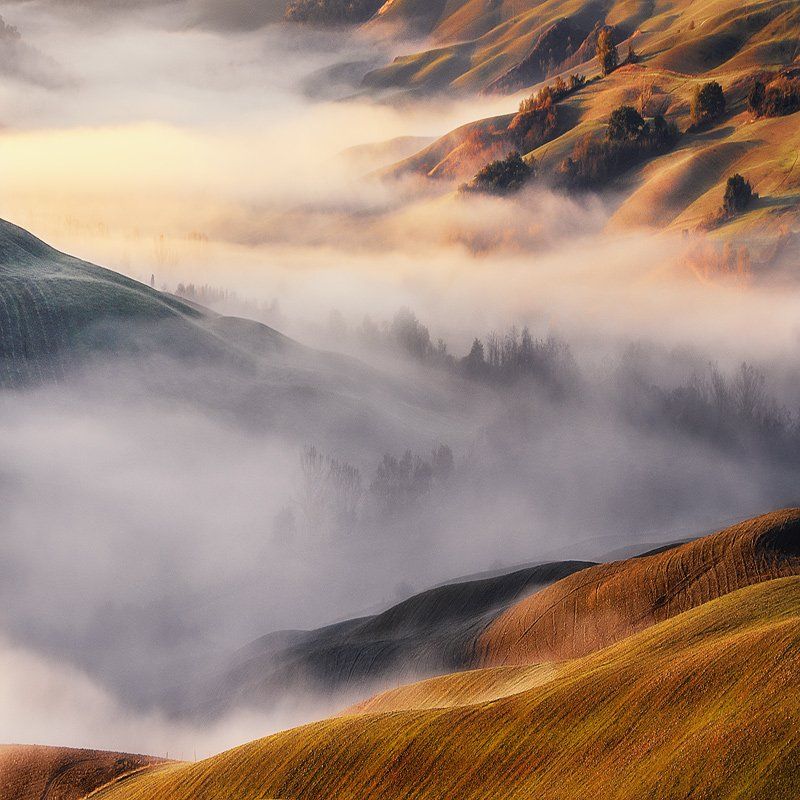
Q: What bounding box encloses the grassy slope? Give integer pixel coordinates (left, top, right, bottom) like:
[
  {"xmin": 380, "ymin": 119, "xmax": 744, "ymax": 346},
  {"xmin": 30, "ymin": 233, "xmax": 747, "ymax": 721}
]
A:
[
  {"xmin": 96, "ymin": 575, "xmax": 800, "ymax": 800},
  {"xmin": 375, "ymin": 0, "xmax": 799, "ymax": 242},
  {"xmin": 202, "ymin": 560, "xmax": 591, "ymax": 715},
  {"xmin": 478, "ymin": 507, "xmax": 800, "ymax": 666},
  {"xmin": 367, "ymin": 0, "xmax": 798, "ymax": 93},
  {"xmin": 0, "ymin": 746, "xmax": 161, "ymax": 800},
  {"xmin": 0, "ymin": 218, "xmax": 292, "ymax": 385}
]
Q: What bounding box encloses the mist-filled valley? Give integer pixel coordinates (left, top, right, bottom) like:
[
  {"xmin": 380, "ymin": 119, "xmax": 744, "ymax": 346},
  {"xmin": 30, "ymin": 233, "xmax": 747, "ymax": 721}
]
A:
[{"xmin": 1, "ymin": 0, "xmax": 799, "ymax": 790}]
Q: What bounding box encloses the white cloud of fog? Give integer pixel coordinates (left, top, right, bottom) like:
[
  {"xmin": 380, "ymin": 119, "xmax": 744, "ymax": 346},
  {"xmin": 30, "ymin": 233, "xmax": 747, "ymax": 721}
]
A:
[{"xmin": 0, "ymin": 634, "xmax": 330, "ymax": 756}]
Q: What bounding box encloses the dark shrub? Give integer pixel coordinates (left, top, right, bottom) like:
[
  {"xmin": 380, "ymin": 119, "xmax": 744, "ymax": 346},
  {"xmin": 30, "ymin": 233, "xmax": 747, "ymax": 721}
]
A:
[
  {"xmin": 747, "ymin": 79, "xmax": 766, "ymax": 115},
  {"xmin": 723, "ymin": 174, "xmax": 756, "ymax": 216},
  {"xmin": 461, "ymin": 152, "xmax": 534, "ymax": 195},
  {"xmin": 691, "ymin": 81, "xmax": 725, "ymax": 127},
  {"xmin": 748, "ymin": 74, "xmax": 800, "ymax": 117},
  {"xmin": 607, "ymin": 106, "xmax": 647, "ymax": 141}
]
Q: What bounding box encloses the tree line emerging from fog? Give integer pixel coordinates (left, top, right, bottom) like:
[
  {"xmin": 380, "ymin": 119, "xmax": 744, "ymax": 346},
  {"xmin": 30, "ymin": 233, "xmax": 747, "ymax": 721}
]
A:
[
  {"xmin": 272, "ymin": 442, "xmax": 456, "ymax": 543},
  {"xmin": 267, "ymin": 305, "xmax": 800, "ymax": 544}
]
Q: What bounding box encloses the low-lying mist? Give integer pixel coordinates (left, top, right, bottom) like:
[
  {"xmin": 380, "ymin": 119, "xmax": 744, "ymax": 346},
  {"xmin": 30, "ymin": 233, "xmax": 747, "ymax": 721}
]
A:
[{"xmin": 3, "ymin": 324, "xmax": 800, "ymax": 756}]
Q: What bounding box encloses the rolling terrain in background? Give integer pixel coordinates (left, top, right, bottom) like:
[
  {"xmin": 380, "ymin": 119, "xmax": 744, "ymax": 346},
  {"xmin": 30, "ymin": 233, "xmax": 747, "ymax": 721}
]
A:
[
  {"xmin": 356, "ymin": 0, "xmax": 800, "ymax": 258},
  {"xmin": 0, "ymin": 217, "xmax": 470, "ymax": 453},
  {"xmin": 196, "ymin": 559, "xmax": 592, "ymax": 716}
]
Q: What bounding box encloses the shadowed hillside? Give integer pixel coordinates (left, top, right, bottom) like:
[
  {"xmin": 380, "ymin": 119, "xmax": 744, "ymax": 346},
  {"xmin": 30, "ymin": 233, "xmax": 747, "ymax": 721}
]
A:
[
  {"xmin": 479, "ymin": 507, "xmax": 800, "ymax": 665},
  {"xmin": 94, "ymin": 575, "xmax": 800, "ymax": 800},
  {"xmin": 199, "ymin": 560, "xmax": 592, "ymax": 716},
  {"xmin": 0, "ymin": 218, "xmax": 292, "ymax": 386},
  {"xmin": 0, "ymin": 220, "xmax": 469, "ymax": 449},
  {"xmin": 0, "ymin": 746, "xmax": 162, "ymax": 800},
  {"xmin": 199, "ymin": 510, "xmax": 800, "ymax": 715}
]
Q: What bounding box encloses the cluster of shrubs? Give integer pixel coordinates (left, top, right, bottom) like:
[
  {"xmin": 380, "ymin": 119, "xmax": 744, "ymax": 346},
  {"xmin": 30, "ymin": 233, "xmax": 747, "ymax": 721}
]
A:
[
  {"xmin": 464, "ymin": 75, "xmax": 588, "ymax": 195},
  {"xmin": 508, "ymin": 75, "xmax": 586, "ymax": 152},
  {"xmin": 558, "ymin": 105, "xmax": 679, "ymax": 189},
  {"xmin": 689, "ymin": 80, "xmax": 726, "ymax": 129},
  {"xmin": 460, "ymin": 152, "xmax": 535, "ymax": 195},
  {"xmin": 701, "ymin": 174, "xmax": 758, "ymax": 228},
  {"xmin": 747, "ymin": 73, "xmax": 800, "ymax": 118},
  {"xmin": 518, "ymin": 74, "xmax": 586, "ymax": 113}
]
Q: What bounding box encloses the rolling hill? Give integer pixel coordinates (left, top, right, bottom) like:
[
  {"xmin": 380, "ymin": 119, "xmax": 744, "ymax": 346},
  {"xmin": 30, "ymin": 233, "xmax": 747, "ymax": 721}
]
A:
[
  {"xmin": 0, "ymin": 217, "xmax": 292, "ymax": 386},
  {"xmin": 196, "ymin": 559, "xmax": 592, "ymax": 716},
  {"xmin": 359, "ymin": 0, "xmax": 799, "ymax": 253},
  {"xmin": 0, "ymin": 219, "xmax": 470, "ymax": 450},
  {"xmin": 205, "ymin": 508, "xmax": 799, "ymax": 717},
  {"xmin": 0, "ymin": 746, "xmax": 162, "ymax": 800},
  {"xmin": 93, "ymin": 574, "xmax": 800, "ymax": 800},
  {"xmin": 477, "ymin": 506, "xmax": 800, "ymax": 666},
  {"xmin": 362, "ymin": 0, "xmax": 799, "ymax": 95},
  {"xmin": 4, "ymin": 509, "xmax": 799, "ymax": 799}
]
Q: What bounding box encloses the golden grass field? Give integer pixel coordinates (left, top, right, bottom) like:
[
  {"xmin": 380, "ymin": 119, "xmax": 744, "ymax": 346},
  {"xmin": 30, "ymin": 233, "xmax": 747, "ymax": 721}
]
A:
[
  {"xmin": 91, "ymin": 575, "xmax": 800, "ymax": 800},
  {"xmin": 477, "ymin": 507, "xmax": 800, "ymax": 666},
  {"xmin": 0, "ymin": 746, "xmax": 161, "ymax": 800},
  {"xmin": 5, "ymin": 510, "xmax": 800, "ymax": 799},
  {"xmin": 377, "ymin": 0, "xmax": 799, "ymax": 248}
]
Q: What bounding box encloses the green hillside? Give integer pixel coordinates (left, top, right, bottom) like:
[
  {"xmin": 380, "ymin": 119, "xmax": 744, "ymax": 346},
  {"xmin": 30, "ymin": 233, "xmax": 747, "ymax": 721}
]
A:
[{"xmin": 0, "ymin": 218, "xmax": 292, "ymax": 386}]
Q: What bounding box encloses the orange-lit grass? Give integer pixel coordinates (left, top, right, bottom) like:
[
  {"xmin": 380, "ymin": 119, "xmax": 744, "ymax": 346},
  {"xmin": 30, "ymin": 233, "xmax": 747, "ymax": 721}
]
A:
[{"xmin": 97, "ymin": 575, "xmax": 800, "ymax": 800}]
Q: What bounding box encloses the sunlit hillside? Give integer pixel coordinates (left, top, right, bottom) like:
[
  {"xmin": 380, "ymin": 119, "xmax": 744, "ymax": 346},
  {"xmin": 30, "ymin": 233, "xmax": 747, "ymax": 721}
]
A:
[
  {"xmin": 367, "ymin": 0, "xmax": 799, "ymax": 252},
  {"xmin": 93, "ymin": 574, "xmax": 800, "ymax": 800}
]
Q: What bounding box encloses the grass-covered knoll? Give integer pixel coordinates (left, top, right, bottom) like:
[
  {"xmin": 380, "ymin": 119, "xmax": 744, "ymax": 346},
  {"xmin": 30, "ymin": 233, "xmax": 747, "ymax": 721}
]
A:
[
  {"xmin": 96, "ymin": 575, "xmax": 800, "ymax": 800},
  {"xmin": 478, "ymin": 507, "xmax": 800, "ymax": 666},
  {"xmin": 0, "ymin": 745, "xmax": 161, "ymax": 800},
  {"xmin": 202, "ymin": 560, "xmax": 590, "ymax": 716},
  {"xmin": 0, "ymin": 218, "xmax": 293, "ymax": 386},
  {"xmin": 347, "ymin": 661, "xmax": 560, "ymax": 713}
]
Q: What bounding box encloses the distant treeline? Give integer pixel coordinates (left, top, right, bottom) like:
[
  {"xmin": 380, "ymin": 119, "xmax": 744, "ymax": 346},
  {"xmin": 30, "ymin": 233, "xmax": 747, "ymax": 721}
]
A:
[
  {"xmin": 273, "ymin": 442, "xmax": 455, "ymax": 542},
  {"xmin": 338, "ymin": 306, "xmax": 800, "ymax": 461},
  {"xmin": 350, "ymin": 307, "xmax": 578, "ymax": 394}
]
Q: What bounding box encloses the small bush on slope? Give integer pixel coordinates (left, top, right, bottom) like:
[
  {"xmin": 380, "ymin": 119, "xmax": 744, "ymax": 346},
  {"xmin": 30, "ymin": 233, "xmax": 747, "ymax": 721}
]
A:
[
  {"xmin": 690, "ymin": 80, "xmax": 726, "ymax": 128},
  {"xmin": 701, "ymin": 173, "xmax": 758, "ymax": 228},
  {"xmin": 724, "ymin": 173, "xmax": 757, "ymax": 215},
  {"xmin": 460, "ymin": 152, "xmax": 534, "ymax": 195}
]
